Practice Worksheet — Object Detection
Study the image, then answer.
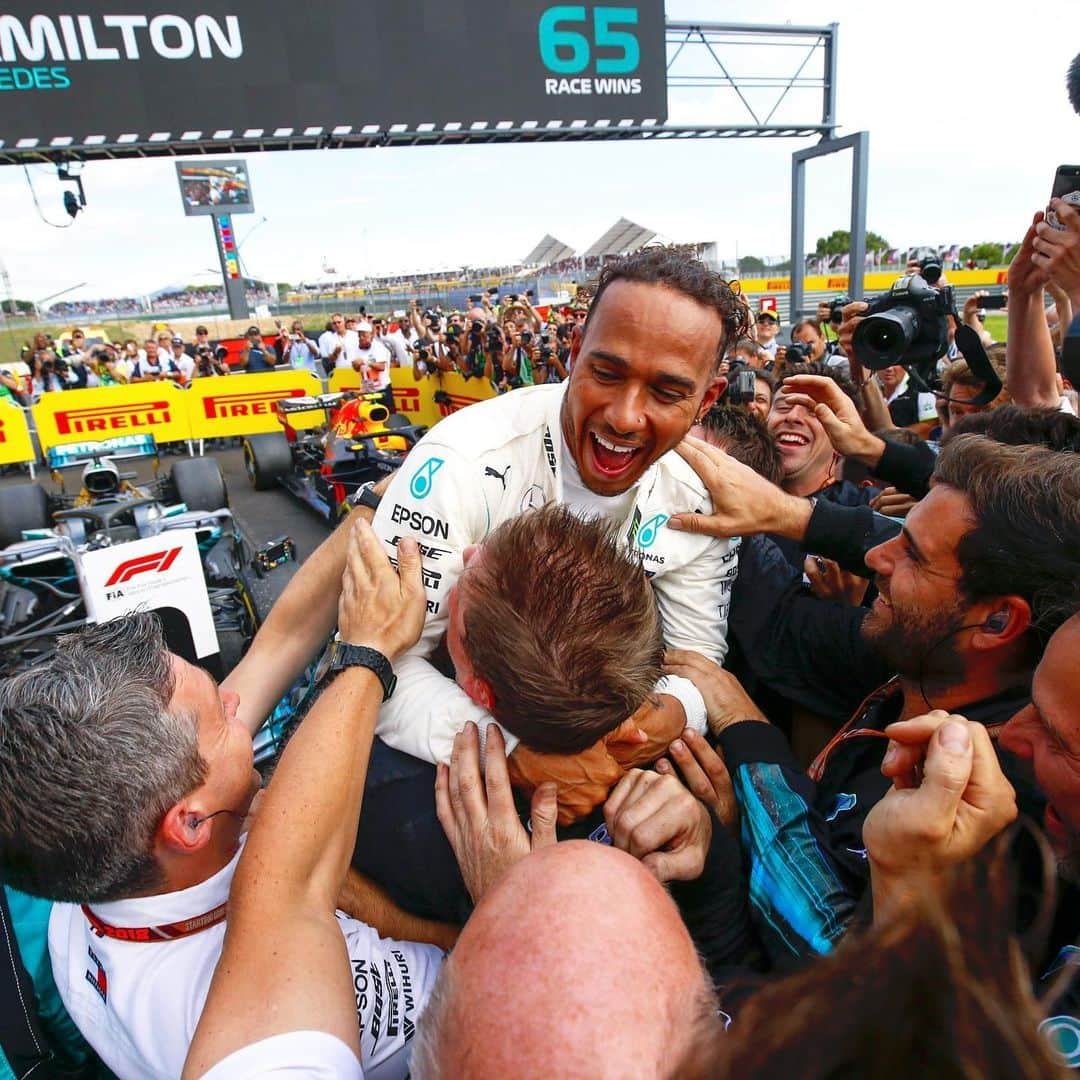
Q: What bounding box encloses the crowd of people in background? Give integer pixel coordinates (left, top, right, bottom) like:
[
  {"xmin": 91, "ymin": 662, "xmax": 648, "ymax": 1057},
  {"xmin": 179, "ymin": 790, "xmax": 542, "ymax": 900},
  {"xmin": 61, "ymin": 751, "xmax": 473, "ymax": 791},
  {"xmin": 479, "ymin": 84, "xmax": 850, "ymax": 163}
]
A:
[{"xmin": 3, "ymin": 189, "xmax": 1080, "ymax": 1079}]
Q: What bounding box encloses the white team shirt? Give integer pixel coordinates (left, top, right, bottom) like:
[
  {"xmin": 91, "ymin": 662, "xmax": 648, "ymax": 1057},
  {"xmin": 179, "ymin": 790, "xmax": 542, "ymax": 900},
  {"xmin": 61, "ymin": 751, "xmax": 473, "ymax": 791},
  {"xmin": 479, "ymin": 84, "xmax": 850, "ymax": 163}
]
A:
[
  {"xmin": 318, "ymin": 329, "xmax": 363, "ymax": 368},
  {"xmin": 370, "ymin": 381, "xmax": 737, "ymax": 765},
  {"xmin": 380, "ymin": 331, "xmax": 412, "ymax": 367},
  {"xmin": 201, "ymin": 1031, "xmax": 363, "ymax": 1079},
  {"xmin": 49, "ymin": 845, "xmax": 442, "ymax": 1080},
  {"xmin": 356, "ymin": 341, "xmax": 393, "ymax": 387}
]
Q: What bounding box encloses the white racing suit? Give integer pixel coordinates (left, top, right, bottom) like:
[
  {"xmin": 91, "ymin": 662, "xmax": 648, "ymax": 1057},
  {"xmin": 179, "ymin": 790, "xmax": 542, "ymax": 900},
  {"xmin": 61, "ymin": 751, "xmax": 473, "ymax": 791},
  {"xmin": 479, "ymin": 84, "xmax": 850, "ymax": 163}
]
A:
[{"xmin": 370, "ymin": 382, "xmax": 740, "ymax": 763}]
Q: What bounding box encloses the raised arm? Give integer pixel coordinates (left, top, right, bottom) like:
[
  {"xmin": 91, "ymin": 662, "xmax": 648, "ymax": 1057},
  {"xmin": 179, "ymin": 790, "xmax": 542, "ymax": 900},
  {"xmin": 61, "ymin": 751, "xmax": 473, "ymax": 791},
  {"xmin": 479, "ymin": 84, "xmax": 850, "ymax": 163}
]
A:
[
  {"xmin": 223, "ymin": 479, "xmax": 392, "ymax": 735},
  {"xmin": 1007, "ymin": 211, "xmax": 1059, "ymax": 408},
  {"xmin": 183, "ymin": 520, "xmax": 426, "ymax": 1077}
]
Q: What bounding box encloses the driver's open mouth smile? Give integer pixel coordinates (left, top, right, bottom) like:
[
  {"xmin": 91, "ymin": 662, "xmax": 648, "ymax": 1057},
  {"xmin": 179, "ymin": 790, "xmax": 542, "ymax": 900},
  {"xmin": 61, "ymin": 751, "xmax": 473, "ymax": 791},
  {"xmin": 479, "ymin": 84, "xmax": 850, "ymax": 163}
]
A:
[{"xmin": 588, "ymin": 431, "xmax": 643, "ymax": 476}]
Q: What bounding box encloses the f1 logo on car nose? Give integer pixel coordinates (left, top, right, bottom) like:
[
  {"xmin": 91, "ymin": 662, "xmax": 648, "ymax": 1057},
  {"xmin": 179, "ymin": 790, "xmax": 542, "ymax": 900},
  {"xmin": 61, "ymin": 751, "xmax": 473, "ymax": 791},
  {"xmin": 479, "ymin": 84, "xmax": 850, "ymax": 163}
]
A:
[
  {"xmin": 637, "ymin": 513, "xmax": 668, "ymax": 548},
  {"xmin": 409, "ymin": 457, "xmax": 444, "ymax": 500}
]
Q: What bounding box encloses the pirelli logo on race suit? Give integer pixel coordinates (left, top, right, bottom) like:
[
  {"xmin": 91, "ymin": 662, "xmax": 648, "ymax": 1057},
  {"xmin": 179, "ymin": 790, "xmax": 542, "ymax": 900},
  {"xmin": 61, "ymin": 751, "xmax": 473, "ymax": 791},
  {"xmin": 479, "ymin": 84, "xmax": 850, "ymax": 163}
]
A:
[
  {"xmin": 201, "ymin": 387, "xmax": 305, "ymax": 419},
  {"xmin": 54, "ymin": 400, "xmax": 171, "ymax": 435}
]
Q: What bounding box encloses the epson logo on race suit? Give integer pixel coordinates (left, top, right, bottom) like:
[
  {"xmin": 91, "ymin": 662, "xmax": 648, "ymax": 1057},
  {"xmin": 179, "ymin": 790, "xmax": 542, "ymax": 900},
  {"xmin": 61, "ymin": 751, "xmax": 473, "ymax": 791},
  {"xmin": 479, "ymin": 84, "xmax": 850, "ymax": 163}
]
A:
[
  {"xmin": 389, "ymin": 503, "xmax": 450, "ymax": 540},
  {"xmin": 409, "ymin": 457, "xmax": 444, "ymax": 499},
  {"xmin": 637, "ymin": 513, "xmax": 669, "ymax": 549}
]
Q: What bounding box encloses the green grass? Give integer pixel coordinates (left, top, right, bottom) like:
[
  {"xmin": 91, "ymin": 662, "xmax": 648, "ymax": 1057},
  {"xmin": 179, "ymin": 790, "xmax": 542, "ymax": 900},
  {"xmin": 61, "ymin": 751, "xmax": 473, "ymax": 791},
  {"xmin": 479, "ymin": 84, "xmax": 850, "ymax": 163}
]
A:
[{"xmin": 983, "ymin": 313, "xmax": 1008, "ymax": 343}]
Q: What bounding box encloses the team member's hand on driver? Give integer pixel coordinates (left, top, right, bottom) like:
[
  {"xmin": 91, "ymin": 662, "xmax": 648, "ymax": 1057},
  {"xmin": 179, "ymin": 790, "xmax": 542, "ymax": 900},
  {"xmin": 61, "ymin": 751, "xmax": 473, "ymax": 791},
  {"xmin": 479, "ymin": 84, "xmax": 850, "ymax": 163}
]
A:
[
  {"xmin": 337, "ymin": 517, "xmax": 425, "ymax": 659},
  {"xmin": 603, "ymin": 768, "xmax": 712, "ymax": 883},
  {"xmin": 436, "ymin": 722, "xmax": 557, "ymax": 903}
]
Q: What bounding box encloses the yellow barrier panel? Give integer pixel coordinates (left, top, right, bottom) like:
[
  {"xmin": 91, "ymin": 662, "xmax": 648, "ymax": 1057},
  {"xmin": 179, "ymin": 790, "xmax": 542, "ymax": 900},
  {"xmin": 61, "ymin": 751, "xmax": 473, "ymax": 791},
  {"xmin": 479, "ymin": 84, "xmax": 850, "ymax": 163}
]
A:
[
  {"xmin": 186, "ymin": 371, "xmax": 324, "ymax": 439},
  {"xmin": 736, "ymin": 268, "xmax": 1010, "ymax": 295},
  {"xmin": 329, "ymin": 368, "xmax": 498, "ymax": 429},
  {"xmin": 32, "ymin": 382, "xmax": 191, "ymax": 454},
  {"xmin": 391, "ymin": 369, "xmax": 498, "ymax": 430},
  {"xmin": 328, "ymin": 367, "xmax": 367, "ymax": 395},
  {"xmin": 0, "ymin": 398, "xmax": 35, "ymax": 466}
]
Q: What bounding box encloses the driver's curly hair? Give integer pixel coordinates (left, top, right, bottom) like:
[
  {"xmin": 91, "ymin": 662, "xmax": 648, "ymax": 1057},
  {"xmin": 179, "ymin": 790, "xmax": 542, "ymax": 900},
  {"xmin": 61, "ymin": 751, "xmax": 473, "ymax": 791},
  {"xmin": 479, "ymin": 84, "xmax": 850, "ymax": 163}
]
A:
[{"xmin": 583, "ymin": 246, "xmax": 749, "ymax": 371}]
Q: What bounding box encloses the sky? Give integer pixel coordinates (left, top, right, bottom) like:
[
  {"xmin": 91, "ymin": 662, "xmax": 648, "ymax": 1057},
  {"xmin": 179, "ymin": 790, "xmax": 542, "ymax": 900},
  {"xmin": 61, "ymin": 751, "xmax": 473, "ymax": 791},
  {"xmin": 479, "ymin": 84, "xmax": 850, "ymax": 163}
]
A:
[{"xmin": 0, "ymin": 0, "xmax": 1075, "ymax": 302}]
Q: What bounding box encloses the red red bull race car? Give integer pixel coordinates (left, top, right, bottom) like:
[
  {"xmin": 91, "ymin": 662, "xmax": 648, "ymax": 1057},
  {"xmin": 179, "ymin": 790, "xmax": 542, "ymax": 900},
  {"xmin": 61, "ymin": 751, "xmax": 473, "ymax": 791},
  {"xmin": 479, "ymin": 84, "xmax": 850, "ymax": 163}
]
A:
[{"xmin": 241, "ymin": 390, "xmax": 427, "ymax": 520}]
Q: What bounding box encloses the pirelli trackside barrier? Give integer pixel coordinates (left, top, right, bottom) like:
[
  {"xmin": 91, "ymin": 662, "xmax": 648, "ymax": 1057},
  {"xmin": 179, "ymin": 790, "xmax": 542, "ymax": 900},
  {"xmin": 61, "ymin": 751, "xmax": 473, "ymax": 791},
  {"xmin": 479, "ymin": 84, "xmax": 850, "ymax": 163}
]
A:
[
  {"xmin": 329, "ymin": 368, "xmax": 499, "ymax": 430},
  {"xmin": 736, "ymin": 268, "xmax": 1010, "ymax": 297},
  {"xmin": 4, "ymin": 371, "xmax": 499, "ymax": 467},
  {"xmin": 33, "ymin": 382, "xmax": 192, "ymax": 456},
  {"xmin": 0, "ymin": 399, "xmax": 35, "ymax": 467},
  {"xmin": 185, "ymin": 371, "xmax": 324, "ymax": 439}
]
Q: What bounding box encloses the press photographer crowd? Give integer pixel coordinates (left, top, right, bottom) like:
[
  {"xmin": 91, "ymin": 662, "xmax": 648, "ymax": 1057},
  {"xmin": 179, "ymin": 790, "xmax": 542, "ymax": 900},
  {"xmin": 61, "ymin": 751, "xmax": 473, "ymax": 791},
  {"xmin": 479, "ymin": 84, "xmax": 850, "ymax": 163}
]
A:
[{"xmin": 3, "ymin": 187, "xmax": 1080, "ymax": 1079}]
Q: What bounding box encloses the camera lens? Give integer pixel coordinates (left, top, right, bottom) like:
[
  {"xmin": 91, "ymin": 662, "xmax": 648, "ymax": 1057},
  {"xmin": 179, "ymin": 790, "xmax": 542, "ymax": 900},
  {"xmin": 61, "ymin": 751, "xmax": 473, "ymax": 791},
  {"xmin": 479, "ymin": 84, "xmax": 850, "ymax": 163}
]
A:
[
  {"xmin": 919, "ymin": 258, "xmax": 942, "ymax": 286},
  {"xmin": 852, "ymin": 309, "xmax": 920, "ymax": 368}
]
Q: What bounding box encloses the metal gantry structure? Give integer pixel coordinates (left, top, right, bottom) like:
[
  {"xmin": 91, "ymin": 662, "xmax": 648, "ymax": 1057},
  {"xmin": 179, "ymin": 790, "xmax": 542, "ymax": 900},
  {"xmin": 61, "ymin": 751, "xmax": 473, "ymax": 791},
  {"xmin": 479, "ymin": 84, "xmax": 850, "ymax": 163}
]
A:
[{"xmin": 0, "ymin": 19, "xmax": 868, "ymax": 301}]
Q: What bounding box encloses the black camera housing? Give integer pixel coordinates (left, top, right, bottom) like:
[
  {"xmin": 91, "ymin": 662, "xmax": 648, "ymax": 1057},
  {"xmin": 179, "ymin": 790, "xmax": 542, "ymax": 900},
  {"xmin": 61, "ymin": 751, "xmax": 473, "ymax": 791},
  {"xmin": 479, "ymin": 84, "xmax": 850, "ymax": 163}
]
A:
[
  {"xmin": 520, "ymin": 330, "xmax": 533, "ymax": 345},
  {"xmin": 918, "ymin": 255, "xmax": 943, "ymax": 286},
  {"xmin": 851, "ymin": 274, "xmax": 953, "ymax": 374},
  {"xmin": 829, "ymin": 295, "xmax": 850, "ymax": 326},
  {"xmin": 784, "ymin": 341, "xmax": 812, "ymax": 364},
  {"xmin": 725, "ymin": 367, "xmax": 758, "ymax": 405}
]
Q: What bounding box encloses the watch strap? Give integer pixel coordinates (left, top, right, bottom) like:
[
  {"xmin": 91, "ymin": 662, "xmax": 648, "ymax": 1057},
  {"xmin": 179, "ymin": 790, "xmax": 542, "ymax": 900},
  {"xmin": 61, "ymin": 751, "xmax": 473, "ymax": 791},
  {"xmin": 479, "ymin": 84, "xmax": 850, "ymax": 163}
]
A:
[{"xmin": 328, "ymin": 642, "xmax": 396, "ymax": 701}]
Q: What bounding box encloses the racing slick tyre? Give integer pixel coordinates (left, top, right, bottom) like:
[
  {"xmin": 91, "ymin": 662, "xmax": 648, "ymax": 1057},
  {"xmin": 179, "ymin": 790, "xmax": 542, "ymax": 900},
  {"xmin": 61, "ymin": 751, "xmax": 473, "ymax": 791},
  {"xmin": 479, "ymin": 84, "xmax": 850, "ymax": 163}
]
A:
[
  {"xmin": 172, "ymin": 457, "xmax": 229, "ymax": 512},
  {"xmin": 243, "ymin": 433, "xmax": 291, "ymax": 491},
  {"xmin": 0, "ymin": 483, "xmax": 50, "ymax": 547}
]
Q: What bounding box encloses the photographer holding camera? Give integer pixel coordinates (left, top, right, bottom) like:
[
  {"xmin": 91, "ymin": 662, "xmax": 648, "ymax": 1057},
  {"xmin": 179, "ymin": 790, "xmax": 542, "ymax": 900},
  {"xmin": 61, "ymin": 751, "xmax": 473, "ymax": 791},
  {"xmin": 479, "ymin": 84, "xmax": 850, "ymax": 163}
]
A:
[
  {"xmin": 502, "ymin": 328, "xmax": 535, "ymax": 390},
  {"xmin": 193, "ymin": 344, "xmax": 230, "ymax": 378},
  {"xmin": 277, "ymin": 319, "xmax": 320, "ymax": 376},
  {"xmin": 30, "ymin": 348, "xmax": 68, "ymax": 398}
]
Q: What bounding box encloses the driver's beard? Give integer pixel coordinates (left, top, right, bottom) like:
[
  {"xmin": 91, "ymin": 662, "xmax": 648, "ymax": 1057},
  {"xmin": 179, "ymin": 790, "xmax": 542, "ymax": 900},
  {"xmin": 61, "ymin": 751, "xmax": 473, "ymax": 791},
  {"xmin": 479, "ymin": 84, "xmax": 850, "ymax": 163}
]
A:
[{"xmin": 862, "ymin": 599, "xmax": 970, "ymax": 698}]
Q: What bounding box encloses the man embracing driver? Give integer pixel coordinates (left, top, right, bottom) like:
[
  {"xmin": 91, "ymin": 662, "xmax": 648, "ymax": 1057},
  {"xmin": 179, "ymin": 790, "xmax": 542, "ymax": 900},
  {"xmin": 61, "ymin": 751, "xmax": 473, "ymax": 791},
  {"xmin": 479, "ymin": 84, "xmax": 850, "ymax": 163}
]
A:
[{"xmin": 370, "ymin": 248, "xmax": 747, "ymax": 811}]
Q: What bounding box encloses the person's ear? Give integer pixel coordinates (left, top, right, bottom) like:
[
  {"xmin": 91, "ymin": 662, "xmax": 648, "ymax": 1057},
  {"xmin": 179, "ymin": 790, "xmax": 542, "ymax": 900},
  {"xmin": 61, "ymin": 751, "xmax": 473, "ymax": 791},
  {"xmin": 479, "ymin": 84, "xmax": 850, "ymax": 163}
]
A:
[
  {"xmin": 697, "ymin": 375, "xmax": 727, "ymax": 419},
  {"xmin": 459, "ymin": 670, "xmax": 496, "ymax": 712},
  {"xmin": 604, "ymin": 716, "xmax": 648, "ymax": 752},
  {"xmin": 970, "ymin": 596, "xmax": 1031, "ymax": 651},
  {"xmin": 158, "ymin": 800, "xmax": 213, "ymax": 855}
]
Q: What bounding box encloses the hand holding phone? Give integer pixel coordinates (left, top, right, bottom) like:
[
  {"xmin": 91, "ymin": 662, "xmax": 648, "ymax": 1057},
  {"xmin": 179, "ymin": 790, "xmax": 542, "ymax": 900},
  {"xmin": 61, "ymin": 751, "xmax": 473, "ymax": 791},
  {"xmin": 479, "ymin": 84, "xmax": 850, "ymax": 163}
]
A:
[{"xmin": 1048, "ymin": 165, "xmax": 1080, "ymax": 230}]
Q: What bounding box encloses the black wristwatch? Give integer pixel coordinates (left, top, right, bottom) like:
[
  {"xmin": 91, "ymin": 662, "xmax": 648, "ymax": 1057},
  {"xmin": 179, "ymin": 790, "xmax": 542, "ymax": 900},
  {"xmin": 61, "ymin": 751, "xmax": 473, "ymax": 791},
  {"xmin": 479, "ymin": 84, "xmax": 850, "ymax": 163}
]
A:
[
  {"xmin": 318, "ymin": 640, "xmax": 397, "ymax": 701},
  {"xmin": 348, "ymin": 482, "xmax": 382, "ymax": 513}
]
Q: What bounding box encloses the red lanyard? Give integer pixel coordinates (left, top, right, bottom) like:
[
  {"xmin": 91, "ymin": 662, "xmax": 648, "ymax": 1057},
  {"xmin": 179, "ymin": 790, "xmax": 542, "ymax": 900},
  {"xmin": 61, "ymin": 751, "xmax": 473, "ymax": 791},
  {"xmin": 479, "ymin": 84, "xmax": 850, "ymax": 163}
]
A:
[{"xmin": 81, "ymin": 902, "xmax": 227, "ymax": 943}]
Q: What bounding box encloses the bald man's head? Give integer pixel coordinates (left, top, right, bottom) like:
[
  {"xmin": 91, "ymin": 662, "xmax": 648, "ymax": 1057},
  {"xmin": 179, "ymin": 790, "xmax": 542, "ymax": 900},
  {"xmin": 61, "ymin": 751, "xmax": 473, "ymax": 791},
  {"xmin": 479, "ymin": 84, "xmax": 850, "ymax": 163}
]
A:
[{"xmin": 411, "ymin": 841, "xmax": 714, "ymax": 1078}]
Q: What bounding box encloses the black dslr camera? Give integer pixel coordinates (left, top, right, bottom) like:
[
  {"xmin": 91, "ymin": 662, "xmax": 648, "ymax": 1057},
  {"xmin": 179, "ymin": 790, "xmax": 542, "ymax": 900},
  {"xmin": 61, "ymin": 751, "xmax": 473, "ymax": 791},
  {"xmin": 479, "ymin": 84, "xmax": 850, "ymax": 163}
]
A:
[
  {"xmin": 784, "ymin": 341, "xmax": 813, "ymax": 364},
  {"xmin": 724, "ymin": 365, "xmax": 757, "ymax": 405},
  {"xmin": 918, "ymin": 255, "xmax": 943, "ymax": 286},
  {"xmin": 828, "ymin": 295, "xmax": 850, "ymax": 326},
  {"xmin": 851, "ymin": 274, "xmax": 953, "ymax": 375}
]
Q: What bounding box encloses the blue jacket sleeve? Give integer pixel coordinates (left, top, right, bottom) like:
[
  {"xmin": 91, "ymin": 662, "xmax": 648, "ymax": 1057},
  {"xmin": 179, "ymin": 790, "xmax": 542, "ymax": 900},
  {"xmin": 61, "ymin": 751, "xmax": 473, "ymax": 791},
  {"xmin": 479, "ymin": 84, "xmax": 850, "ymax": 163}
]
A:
[{"xmin": 718, "ymin": 721, "xmax": 859, "ymax": 969}]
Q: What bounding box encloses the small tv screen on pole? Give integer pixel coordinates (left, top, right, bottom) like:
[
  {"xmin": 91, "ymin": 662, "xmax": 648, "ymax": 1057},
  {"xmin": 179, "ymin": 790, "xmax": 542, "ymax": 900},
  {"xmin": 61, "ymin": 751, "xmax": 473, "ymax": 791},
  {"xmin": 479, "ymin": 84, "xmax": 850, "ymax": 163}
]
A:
[{"xmin": 176, "ymin": 161, "xmax": 254, "ymax": 217}]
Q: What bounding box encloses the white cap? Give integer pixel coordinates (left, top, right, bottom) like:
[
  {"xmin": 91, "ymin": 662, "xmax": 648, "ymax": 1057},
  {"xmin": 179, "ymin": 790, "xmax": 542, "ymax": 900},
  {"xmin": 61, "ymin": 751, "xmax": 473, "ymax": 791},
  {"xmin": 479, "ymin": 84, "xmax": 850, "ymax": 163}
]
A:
[{"xmin": 357, "ymin": 320, "xmax": 373, "ymax": 332}]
